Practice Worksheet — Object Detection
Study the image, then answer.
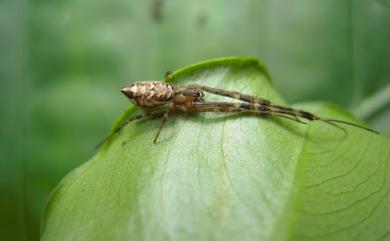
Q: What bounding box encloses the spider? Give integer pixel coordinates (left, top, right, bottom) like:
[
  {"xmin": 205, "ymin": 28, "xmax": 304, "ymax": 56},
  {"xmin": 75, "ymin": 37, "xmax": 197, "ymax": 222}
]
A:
[{"xmin": 97, "ymin": 75, "xmax": 378, "ymax": 147}]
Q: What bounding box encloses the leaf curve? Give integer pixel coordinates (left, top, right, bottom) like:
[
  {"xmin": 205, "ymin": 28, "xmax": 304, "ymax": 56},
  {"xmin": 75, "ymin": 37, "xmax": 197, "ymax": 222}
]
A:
[{"xmin": 41, "ymin": 57, "xmax": 390, "ymax": 241}]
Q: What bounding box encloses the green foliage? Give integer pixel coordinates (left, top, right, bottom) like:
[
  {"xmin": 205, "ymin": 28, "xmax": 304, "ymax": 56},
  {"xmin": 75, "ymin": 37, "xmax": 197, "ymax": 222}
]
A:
[
  {"xmin": 2, "ymin": 1, "xmax": 389, "ymax": 240},
  {"xmin": 41, "ymin": 58, "xmax": 390, "ymax": 241}
]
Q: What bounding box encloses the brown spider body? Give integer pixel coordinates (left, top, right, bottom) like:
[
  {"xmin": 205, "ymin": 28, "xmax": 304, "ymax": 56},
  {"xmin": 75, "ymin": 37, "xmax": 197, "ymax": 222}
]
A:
[{"xmin": 121, "ymin": 81, "xmax": 204, "ymax": 110}]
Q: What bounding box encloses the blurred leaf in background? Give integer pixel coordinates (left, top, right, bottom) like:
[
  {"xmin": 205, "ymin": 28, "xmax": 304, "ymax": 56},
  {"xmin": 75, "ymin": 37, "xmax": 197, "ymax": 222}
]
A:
[
  {"xmin": 1, "ymin": 0, "xmax": 389, "ymax": 240},
  {"xmin": 0, "ymin": 0, "xmax": 27, "ymax": 240}
]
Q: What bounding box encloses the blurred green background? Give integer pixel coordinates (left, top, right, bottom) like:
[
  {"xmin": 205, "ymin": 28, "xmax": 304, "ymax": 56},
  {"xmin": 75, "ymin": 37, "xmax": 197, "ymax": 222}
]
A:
[{"xmin": 1, "ymin": 0, "xmax": 389, "ymax": 240}]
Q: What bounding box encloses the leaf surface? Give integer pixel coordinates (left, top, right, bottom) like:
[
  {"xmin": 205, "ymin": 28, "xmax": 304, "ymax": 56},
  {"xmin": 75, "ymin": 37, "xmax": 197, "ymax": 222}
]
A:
[{"xmin": 41, "ymin": 58, "xmax": 390, "ymax": 241}]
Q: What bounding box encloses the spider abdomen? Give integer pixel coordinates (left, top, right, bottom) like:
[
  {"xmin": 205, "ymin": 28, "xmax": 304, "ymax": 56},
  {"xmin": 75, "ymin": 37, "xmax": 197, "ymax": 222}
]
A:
[{"xmin": 121, "ymin": 81, "xmax": 174, "ymax": 107}]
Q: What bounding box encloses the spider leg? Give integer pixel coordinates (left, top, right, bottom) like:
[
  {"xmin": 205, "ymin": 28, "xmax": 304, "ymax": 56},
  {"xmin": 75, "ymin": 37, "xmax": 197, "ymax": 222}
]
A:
[
  {"xmin": 192, "ymin": 102, "xmax": 307, "ymax": 124},
  {"xmin": 186, "ymin": 84, "xmax": 310, "ymax": 122},
  {"xmin": 154, "ymin": 106, "xmax": 174, "ymax": 143},
  {"xmin": 193, "ymin": 102, "xmax": 378, "ymax": 134},
  {"xmin": 187, "ymin": 84, "xmax": 271, "ymax": 105},
  {"xmin": 164, "ymin": 70, "xmax": 174, "ymax": 81},
  {"xmin": 184, "ymin": 102, "xmax": 305, "ymax": 125},
  {"xmin": 191, "ymin": 106, "xmax": 303, "ymax": 124},
  {"xmin": 96, "ymin": 108, "xmax": 167, "ymax": 149},
  {"xmin": 266, "ymin": 106, "xmax": 378, "ymax": 134}
]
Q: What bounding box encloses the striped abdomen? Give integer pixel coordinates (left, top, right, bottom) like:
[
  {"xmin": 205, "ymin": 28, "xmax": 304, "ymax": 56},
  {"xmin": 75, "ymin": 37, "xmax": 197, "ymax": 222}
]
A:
[{"xmin": 120, "ymin": 81, "xmax": 175, "ymax": 107}]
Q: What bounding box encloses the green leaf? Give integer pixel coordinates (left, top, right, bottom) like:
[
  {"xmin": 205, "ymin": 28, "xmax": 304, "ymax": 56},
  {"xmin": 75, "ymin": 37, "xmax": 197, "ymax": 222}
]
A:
[
  {"xmin": 23, "ymin": 1, "xmax": 390, "ymax": 239},
  {"xmin": 41, "ymin": 57, "xmax": 390, "ymax": 241}
]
